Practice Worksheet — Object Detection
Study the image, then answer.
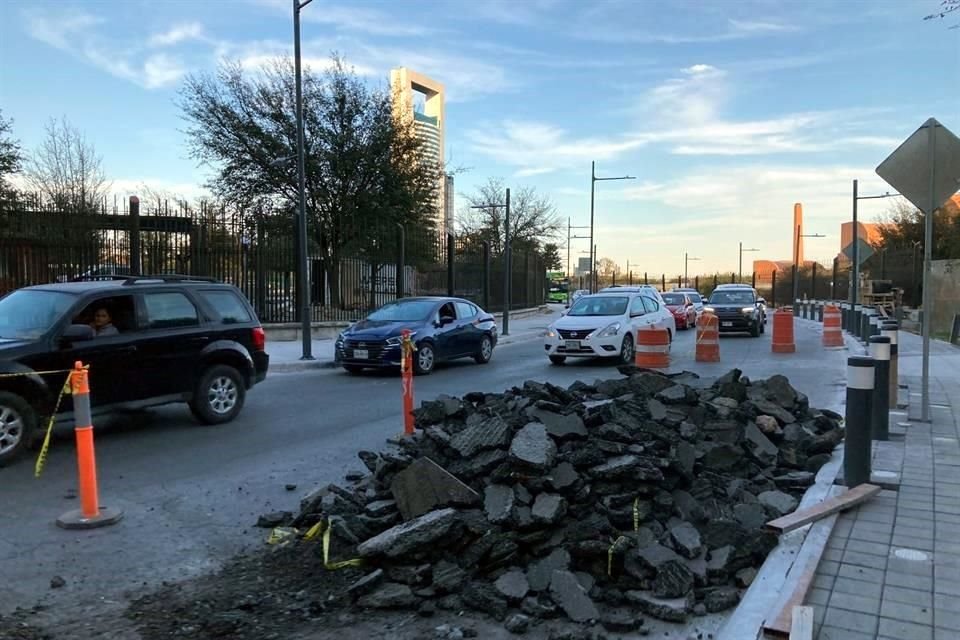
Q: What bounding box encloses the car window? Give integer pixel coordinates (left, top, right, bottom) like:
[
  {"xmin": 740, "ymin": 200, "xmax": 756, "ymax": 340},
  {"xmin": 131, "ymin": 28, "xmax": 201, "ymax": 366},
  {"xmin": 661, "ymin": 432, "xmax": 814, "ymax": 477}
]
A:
[
  {"xmin": 438, "ymin": 302, "xmax": 457, "ymax": 320},
  {"xmin": 629, "ymin": 296, "xmax": 646, "ymax": 316},
  {"xmin": 662, "ymin": 293, "xmax": 684, "ymax": 305},
  {"xmin": 199, "ymin": 290, "xmax": 252, "ymax": 324},
  {"xmin": 0, "ymin": 290, "xmax": 74, "ymax": 340},
  {"xmin": 144, "ymin": 292, "xmax": 200, "ymax": 329},
  {"xmin": 368, "ymin": 300, "xmax": 435, "ymax": 321},
  {"xmin": 710, "ymin": 291, "xmax": 756, "ymax": 305},
  {"xmin": 455, "ymin": 302, "xmax": 477, "ymax": 319},
  {"xmin": 568, "ymin": 296, "xmax": 628, "ymax": 316},
  {"xmin": 641, "ymin": 296, "xmax": 660, "ymax": 313},
  {"xmin": 73, "ymin": 295, "xmax": 137, "ymax": 336}
]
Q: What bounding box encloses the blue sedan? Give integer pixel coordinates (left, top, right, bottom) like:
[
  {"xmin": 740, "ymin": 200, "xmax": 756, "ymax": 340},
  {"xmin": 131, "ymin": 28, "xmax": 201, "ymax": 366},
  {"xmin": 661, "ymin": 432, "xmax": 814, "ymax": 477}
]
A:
[{"xmin": 335, "ymin": 297, "xmax": 498, "ymax": 375}]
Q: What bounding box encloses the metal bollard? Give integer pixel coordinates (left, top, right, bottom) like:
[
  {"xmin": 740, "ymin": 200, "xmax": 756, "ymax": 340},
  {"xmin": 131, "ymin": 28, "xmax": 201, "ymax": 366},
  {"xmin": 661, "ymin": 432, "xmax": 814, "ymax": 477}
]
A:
[
  {"xmin": 818, "ymin": 302, "xmax": 825, "ymax": 322},
  {"xmin": 869, "ymin": 336, "xmax": 891, "ymax": 441},
  {"xmin": 841, "ymin": 303, "xmax": 849, "ymax": 331},
  {"xmin": 860, "ymin": 308, "xmax": 872, "ymax": 343},
  {"xmin": 794, "ymin": 300, "xmax": 800, "ymax": 317},
  {"xmin": 853, "ymin": 304, "xmax": 863, "ymax": 336},
  {"xmin": 882, "ymin": 321, "xmax": 899, "ymax": 409},
  {"xmin": 869, "ymin": 313, "xmax": 879, "ymax": 339},
  {"xmin": 844, "ymin": 355, "xmax": 875, "ymax": 487}
]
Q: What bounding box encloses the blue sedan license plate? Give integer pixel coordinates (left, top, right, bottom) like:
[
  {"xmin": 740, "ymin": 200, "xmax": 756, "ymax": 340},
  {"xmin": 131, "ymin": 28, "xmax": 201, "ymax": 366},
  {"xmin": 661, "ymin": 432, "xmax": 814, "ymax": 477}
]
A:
[{"xmin": 353, "ymin": 348, "xmax": 369, "ymax": 359}]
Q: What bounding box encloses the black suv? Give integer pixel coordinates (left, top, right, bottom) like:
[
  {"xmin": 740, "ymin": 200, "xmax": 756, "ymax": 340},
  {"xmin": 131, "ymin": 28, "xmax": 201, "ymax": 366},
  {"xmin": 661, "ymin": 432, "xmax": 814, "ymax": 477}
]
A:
[
  {"xmin": 0, "ymin": 276, "xmax": 269, "ymax": 466},
  {"xmin": 705, "ymin": 286, "xmax": 765, "ymax": 337}
]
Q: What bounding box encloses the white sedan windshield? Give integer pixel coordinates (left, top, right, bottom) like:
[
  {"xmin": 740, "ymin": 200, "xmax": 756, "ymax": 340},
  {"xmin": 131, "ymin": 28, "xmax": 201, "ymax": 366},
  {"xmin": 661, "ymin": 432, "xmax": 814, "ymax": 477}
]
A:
[{"xmin": 567, "ymin": 296, "xmax": 628, "ymax": 316}]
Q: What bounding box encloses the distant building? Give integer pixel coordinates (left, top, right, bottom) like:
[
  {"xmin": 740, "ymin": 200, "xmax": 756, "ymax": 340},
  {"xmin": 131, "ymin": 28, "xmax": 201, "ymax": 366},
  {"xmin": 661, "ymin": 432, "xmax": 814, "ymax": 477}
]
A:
[
  {"xmin": 752, "ymin": 260, "xmax": 794, "ymax": 285},
  {"xmin": 390, "ymin": 67, "xmax": 447, "ymax": 233}
]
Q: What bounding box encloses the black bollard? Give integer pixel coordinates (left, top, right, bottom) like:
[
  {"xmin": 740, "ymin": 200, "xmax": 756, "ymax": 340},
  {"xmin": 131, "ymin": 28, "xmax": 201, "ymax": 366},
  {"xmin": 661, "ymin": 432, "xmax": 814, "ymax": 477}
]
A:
[
  {"xmin": 860, "ymin": 309, "xmax": 871, "ymax": 343},
  {"xmin": 842, "ymin": 303, "xmax": 849, "ymax": 331},
  {"xmin": 869, "ymin": 336, "xmax": 891, "ymax": 441},
  {"xmin": 844, "ymin": 355, "xmax": 875, "ymax": 487},
  {"xmin": 818, "ymin": 302, "xmax": 825, "ymax": 322},
  {"xmin": 794, "ymin": 300, "xmax": 800, "ymax": 317},
  {"xmin": 853, "ymin": 304, "xmax": 863, "ymax": 336},
  {"xmin": 882, "ymin": 321, "xmax": 899, "ymax": 409}
]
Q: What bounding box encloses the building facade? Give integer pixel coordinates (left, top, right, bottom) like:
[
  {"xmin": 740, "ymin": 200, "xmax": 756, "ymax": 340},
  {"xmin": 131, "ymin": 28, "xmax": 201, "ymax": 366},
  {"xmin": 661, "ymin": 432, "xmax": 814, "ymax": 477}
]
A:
[{"xmin": 390, "ymin": 67, "xmax": 448, "ymax": 233}]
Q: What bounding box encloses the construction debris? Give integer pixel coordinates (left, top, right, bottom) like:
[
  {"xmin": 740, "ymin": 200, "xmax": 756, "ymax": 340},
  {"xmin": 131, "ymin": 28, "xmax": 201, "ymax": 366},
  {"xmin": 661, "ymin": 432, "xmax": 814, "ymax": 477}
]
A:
[{"xmin": 272, "ymin": 367, "xmax": 844, "ymax": 632}]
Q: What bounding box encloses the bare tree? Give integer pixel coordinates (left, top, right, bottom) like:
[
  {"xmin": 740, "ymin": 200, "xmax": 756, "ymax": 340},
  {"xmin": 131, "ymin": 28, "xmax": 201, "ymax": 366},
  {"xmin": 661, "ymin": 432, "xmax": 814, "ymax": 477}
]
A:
[
  {"xmin": 924, "ymin": 0, "xmax": 959, "ymax": 28},
  {"xmin": 24, "ymin": 117, "xmax": 110, "ymax": 211},
  {"xmin": 0, "ymin": 110, "xmax": 23, "ymax": 200},
  {"xmin": 457, "ymin": 178, "xmax": 561, "ymax": 255}
]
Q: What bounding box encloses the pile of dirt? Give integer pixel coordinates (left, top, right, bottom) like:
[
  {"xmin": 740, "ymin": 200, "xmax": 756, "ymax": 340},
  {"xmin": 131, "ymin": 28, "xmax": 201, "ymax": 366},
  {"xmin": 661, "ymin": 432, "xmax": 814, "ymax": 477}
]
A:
[{"xmin": 251, "ymin": 367, "xmax": 843, "ymax": 635}]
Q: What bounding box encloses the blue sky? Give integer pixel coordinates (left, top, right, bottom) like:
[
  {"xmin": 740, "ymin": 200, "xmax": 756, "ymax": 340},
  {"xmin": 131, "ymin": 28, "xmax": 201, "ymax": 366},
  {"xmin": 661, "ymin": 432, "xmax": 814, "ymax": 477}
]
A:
[{"xmin": 1, "ymin": 0, "xmax": 958, "ymax": 275}]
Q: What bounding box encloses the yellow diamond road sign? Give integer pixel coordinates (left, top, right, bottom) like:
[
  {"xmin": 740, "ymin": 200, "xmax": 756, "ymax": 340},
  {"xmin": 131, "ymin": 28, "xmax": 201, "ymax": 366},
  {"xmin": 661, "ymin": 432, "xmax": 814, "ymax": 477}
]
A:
[{"xmin": 875, "ymin": 118, "xmax": 960, "ymax": 213}]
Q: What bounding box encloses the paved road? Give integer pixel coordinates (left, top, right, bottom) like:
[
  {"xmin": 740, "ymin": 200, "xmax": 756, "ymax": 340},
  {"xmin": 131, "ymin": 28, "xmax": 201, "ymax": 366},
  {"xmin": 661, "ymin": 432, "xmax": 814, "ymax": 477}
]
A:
[{"xmin": 0, "ymin": 314, "xmax": 849, "ymax": 630}]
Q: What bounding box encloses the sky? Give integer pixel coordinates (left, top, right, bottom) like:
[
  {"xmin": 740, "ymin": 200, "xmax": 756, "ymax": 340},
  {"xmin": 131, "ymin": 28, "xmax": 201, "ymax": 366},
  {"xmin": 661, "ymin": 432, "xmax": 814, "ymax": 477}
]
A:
[{"xmin": 1, "ymin": 0, "xmax": 958, "ymax": 276}]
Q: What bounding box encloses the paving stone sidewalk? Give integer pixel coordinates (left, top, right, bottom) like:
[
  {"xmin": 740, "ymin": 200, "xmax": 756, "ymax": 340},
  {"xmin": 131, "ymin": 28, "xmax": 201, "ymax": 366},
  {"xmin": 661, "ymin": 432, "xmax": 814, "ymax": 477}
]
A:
[{"xmin": 809, "ymin": 372, "xmax": 960, "ymax": 640}]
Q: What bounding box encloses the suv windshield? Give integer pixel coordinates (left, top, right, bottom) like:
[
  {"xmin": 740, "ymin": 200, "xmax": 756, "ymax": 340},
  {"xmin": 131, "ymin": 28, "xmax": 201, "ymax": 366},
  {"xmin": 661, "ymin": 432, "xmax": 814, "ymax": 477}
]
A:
[
  {"xmin": 567, "ymin": 296, "xmax": 628, "ymax": 316},
  {"xmin": 662, "ymin": 293, "xmax": 685, "ymax": 305},
  {"xmin": 367, "ymin": 300, "xmax": 436, "ymax": 322},
  {"xmin": 710, "ymin": 291, "xmax": 756, "ymax": 305},
  {"xmin": 0, "ymin": 290, "xmax": 75, "ymax": 339}
]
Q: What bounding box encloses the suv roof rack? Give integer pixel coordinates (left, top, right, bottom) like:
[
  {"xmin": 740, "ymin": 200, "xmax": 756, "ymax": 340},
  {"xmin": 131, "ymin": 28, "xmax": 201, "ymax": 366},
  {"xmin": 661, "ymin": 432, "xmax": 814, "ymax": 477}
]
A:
[{"xmin": 120, "ymin": 274, "xmax": 220, "ymax": 285}]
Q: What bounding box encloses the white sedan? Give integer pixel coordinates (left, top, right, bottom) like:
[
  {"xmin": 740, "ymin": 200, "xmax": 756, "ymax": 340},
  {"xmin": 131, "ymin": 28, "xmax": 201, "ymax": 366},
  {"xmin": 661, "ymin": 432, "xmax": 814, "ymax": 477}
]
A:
[{"xmin": 545, "ymin": 292, "xmax": 674, "ymax": 365}]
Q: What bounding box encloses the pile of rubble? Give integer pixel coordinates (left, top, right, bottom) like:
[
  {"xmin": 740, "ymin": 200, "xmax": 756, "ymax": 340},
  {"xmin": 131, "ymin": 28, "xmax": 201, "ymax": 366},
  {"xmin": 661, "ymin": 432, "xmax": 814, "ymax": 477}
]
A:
[{"xmin": 278, "ymin": 368, "xmax": 843, "ymax": 633}]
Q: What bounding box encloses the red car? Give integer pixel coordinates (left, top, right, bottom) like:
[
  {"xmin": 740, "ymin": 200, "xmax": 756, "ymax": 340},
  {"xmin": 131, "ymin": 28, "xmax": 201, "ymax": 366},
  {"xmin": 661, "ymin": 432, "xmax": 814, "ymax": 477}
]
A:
[{"xmin": 661, "ymin": 292, "xmax": 698, "ymax": 330}]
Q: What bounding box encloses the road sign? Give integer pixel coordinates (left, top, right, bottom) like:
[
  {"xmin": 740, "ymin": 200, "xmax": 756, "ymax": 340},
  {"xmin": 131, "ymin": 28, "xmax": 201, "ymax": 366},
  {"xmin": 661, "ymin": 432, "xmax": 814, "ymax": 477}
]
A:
[
  {"xmin": 841, "ymin": 237, "xmax": 874, "ymax": 265},
  {"xmin": 876, "ymin": 118, "xmax": 960, "ymax": 213}
]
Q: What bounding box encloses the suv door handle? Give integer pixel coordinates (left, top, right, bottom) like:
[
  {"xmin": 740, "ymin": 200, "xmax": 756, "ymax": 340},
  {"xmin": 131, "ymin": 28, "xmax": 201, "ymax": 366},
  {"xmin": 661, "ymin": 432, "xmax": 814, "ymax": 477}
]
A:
[{"xmin": 116, "ymin": 345, "xmax": 138, "ymax": 354}]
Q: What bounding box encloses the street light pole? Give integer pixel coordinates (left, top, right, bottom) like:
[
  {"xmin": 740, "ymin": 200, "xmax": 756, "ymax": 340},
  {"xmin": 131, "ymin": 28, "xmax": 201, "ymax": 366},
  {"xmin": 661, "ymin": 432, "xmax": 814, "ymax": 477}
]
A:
[
  {"xmin": 850, "ymin": 183, "xmax": 902, "ymax": 329},
  {"xmin": 470, "ymin": 189, "xmax": 511, "ymax": 334},
  {"xmin": 793, "ymin": 224, "xmax": 824, "ymax": 302},
  {"xmin": 684, "ymin": 252, "xmax": 700, "ymax": 285},
  {"xmin": 293, "ymin": 0, "xmax": 315, "ymax": 360},
  {"xmin": 567, "ymin": 218, "xmax": 589, "ymax": 305},
  {"xmin": 588, "ymin": 161, "xmax": 635, "ymax": 293},
  {"xmin": 739, "ymin": 242, "xmax": 759, "ymax": 284}
]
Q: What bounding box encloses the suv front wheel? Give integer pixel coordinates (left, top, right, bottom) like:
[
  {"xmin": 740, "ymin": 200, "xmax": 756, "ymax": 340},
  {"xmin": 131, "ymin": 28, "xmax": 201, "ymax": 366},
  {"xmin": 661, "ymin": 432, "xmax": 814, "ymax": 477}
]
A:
[
  {"xmin": 0, "ymin": 391, "xmax": 36, "ymax": 467},
  {"xmin": 190, "ymin": 365, "xmax": 246, "ymax": 425}
]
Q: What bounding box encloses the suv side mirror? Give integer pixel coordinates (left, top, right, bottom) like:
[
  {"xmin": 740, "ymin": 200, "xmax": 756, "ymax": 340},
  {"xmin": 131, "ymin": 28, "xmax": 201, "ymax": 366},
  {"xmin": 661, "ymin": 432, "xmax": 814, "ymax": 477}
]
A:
[{"xmin": 62, "ymin": 324, "xmax": 94, "ymax": 344}]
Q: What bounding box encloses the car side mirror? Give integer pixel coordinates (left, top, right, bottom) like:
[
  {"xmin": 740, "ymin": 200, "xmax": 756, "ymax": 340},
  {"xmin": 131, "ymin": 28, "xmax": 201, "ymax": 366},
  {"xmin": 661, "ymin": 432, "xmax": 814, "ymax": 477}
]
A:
[{"xmin": 62, "ymin": 324, "xmax": 94, "ymax": 344}]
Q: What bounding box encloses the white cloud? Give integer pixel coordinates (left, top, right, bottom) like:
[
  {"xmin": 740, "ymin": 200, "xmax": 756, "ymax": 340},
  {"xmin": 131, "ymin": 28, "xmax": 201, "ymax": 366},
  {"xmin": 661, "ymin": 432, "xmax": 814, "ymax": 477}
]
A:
[
  {"xmin": 23, "ymin": 9, "xmax": 188, "ymax": 90},
  {"xmin": 252, "ymin": 0, "xmax": 433, "ymax": 37},
  {"xmin": 728, "ymin": 18, "xmax": 800, "ymax": 34},
  {"xmin": 683, "ymin": 64, "xmax": 717, "ymax": 75},
  {"xmin": 466, "ymin": 120, "xmax": 647, "ymax": 176},
  {"xmin": 148, "ymin": 23, "xmax": 205, "ymax": 48}
]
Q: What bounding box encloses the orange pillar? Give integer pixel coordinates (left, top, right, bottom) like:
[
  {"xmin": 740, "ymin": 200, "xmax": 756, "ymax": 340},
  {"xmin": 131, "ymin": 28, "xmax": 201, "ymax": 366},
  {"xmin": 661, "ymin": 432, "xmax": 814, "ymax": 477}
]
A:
[
  {"xmin": 56, "ymin": 362, "xmax": 123, "ymax": 529},
  {"xmin": 771, "ymin": 308, "xmax": 796, "ymax": 353},
  {"xmin": 401, "ymin": 330, "xmax": 415, "ymax": 436}
]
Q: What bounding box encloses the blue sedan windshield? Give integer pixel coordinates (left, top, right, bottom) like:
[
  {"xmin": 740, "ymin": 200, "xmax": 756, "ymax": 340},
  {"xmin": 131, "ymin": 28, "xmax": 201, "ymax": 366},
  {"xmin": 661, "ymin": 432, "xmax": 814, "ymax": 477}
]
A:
[
  {"xmin": 367, "ymin": 300, "xmax": 436, "ymax": 322},
  {"xmin": 0, "ymin": 290, "xmax": 75, "ymax": 339}
]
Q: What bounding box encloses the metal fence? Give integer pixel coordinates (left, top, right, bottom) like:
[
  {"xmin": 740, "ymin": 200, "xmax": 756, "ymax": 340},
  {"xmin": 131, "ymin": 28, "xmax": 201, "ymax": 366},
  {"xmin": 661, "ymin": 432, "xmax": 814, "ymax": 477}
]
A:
[{"xmin": 0, "ymin": 196, "xmax": 546, "ymax": 323}]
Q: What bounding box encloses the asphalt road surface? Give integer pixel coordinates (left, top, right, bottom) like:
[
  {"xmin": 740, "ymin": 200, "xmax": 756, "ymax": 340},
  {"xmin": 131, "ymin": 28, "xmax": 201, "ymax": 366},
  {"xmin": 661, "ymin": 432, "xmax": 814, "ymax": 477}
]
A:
[{"xmin": 0, "ymin": 314, "xmax": 849, "ymax": 633}]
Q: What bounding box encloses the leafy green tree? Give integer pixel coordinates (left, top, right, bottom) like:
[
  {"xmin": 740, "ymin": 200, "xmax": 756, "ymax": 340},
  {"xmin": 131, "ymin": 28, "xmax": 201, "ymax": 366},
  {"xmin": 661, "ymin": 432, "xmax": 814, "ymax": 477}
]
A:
[
  {"xmin": 178, "ymin": 56, "xmax": 440, "ymax": 306},
  {"xmin": 542, "ymin": 242, "xmax": 562, "ymax": 271},
  {"xmin": 0, "ymin": 110, "xmax": 22, "ymax": 201}
]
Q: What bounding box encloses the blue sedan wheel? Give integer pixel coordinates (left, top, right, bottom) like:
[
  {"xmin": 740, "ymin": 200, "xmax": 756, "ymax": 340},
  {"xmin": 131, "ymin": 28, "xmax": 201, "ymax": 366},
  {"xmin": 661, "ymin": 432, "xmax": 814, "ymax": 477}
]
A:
[
  {"xmin": 415, "ymin": 342, "xmax": 435, "ymax": 375},
  {"xmin": 474, "ymin": 335, "xmax": 494, "ymax": 364}
]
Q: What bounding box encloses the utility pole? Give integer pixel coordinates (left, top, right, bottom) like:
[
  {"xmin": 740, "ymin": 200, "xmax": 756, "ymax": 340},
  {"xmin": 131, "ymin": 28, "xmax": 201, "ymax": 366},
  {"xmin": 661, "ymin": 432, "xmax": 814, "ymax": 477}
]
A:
[
  {"xmin": 567, "ymin": 217, "xmax": 590, "ymax": 305},
  {"xmin": 293, "ymin": 0, "xmax": 315, "ymax": 360},
  {"xmin": 739, "ymin": 242, "xmax": 758, "ymax": 284},
  {"xmin": 793, "ymin": 223, "xmax": 824, "ymax": 303},
  {"xmin": 589, "ymin": 161, "xmax": 635, "ymax": 293},
  {"xmin": 470, "ymin": 189, "xmax": 511, "ymax": 334},
  {"xmin": 684, "ymin": 252, "xmax": 700, "ymax": 286}
]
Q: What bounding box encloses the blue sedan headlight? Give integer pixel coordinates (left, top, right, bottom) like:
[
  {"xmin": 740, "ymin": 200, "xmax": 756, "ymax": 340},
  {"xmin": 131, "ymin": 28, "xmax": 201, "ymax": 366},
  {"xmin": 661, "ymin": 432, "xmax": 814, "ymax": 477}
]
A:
[{"xmin": 386, "ymin": 332, "xmax": 416, "ymax": 346}]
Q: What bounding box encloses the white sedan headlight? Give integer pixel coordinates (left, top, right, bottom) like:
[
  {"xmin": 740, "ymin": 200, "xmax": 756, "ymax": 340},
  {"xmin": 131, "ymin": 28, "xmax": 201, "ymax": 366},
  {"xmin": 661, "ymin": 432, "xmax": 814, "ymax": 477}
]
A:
[{"xmin": 595, "ymin": 322, "xmax": 621, "ymax": 338}]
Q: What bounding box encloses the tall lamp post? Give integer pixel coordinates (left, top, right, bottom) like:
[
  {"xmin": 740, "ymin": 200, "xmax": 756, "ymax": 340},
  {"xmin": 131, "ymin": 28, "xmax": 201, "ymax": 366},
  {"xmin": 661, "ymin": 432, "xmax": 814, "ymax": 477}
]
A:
[
  {"xmin": 292, "ymin": 0, "xmax": 314, "ymax": 360},
  {"xmin": 739, "ymin": 242, "xmax": 759, "ymax": 284},
  {"xmin": 851, "ymin": 181, "xmax": 901, "ymax": 324},
  {"xmin": 589, "ymin": 161, "xmax": 635, "ymax": 293},
  {"xmin": 567, "ymin": 218, "xmax": 590, "ymax": 305},
  {"xmin": 684, "ymin": 253, "xmax": 700, "ymax": 286},
  {"xmin": 793, "ymin": 226, "xmax": 825, "ymax": 303},
  {"xmin": 471, "ymin": 189, "xmax": 511, "ymax": 334}
]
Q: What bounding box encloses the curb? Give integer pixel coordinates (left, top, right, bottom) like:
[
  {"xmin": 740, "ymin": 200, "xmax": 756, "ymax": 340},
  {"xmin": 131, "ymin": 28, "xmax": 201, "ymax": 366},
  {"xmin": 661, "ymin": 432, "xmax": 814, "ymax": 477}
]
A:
[{"xmin": 271, "ymin": 359, "xmax": 339, "ymax": 373}]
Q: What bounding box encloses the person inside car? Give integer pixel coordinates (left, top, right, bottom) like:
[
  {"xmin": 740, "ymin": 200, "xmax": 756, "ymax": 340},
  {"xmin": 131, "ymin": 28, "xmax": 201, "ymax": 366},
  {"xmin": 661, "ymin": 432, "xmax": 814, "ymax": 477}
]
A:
[{"xmin": 90, "ymin": 307, "xmax": 119, "ymax": 337}]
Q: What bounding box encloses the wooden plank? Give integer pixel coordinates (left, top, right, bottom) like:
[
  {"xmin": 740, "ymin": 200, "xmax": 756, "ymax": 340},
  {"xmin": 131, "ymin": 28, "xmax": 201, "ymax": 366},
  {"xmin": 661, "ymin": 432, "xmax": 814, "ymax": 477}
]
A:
[
  {"xmin": 789, "ymin": 606, "xmax": 814, "ymax": 640},
  {"xmin": 762, "ymin": 512, "xmax": 836, "ymax": 637},
  {"xmin": 765, "ymin": 483, "xmax": 881, "ymax": 535}
]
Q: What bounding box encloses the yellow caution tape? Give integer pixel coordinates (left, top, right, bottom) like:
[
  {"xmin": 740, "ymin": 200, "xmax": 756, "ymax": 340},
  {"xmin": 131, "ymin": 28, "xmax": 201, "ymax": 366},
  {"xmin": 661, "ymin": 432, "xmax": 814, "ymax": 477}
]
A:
[
  {"xmin": 607, "ymin": 535, "xmax": 627, "ymax": 577},
  {"xmin": 633, "ymin": 497, "xmax": 640, "ymax": 532},
  {"xmin": 34, "ymin": 372, "xmax": 74, "ymax": 478},
  {"xmin": 303, "ymin": 521, "xmax": 324, "ymax": 541},
  {"xmin": 267, "ymin": 526, "xmax": 300, "ymax": 545},
  {"xmin": 0, "ymin": 368, "xmax": 76, "ymax": 378},
  {"xmin": 321, "ymin": 519, "xmax": 365, "ymax": 570}
]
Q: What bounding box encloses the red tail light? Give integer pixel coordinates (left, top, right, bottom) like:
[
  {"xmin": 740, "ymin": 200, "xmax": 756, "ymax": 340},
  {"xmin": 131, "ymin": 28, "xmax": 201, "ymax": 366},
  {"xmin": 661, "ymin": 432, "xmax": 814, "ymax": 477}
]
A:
[{"xmin": 252, "ymin": 326, "xmax": 266, "ymax": 352}]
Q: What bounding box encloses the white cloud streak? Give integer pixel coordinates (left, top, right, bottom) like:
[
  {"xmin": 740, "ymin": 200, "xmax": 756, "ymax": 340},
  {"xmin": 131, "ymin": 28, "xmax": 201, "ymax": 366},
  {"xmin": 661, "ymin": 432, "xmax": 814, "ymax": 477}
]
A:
[{"xmin": 148, "ymin": 23, "xmax": 205, "ymax": 48}]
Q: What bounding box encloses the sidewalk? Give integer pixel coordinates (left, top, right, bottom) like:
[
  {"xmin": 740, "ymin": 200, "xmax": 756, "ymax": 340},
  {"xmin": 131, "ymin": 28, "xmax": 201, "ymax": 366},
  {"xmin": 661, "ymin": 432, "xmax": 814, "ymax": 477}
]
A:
[
  {"xmin": 267, "ymin": 306, "xmax": 560, "ymax": 372},
  {"xmin": 809, "ymin": 331, "xmax": 960, "ymax": 640}
]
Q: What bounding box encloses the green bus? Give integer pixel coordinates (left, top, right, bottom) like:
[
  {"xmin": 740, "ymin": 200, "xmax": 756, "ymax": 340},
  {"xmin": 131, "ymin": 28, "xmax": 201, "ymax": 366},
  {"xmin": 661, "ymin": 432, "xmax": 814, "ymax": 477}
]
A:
[{"xmin": 547, "ymin": 272, "xmax": 568, "ymax": 303}]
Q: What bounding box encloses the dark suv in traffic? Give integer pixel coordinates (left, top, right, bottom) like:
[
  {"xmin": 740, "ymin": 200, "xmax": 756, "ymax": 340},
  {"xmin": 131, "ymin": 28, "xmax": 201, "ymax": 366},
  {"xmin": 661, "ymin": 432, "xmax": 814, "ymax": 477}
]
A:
[
  {"xmin": 704, "ymin": 286, "xmax": 765, "ymax": 337},
  {"xmin": 0, "ymin": 276, "xmax": 269, "ymax": 466}
]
